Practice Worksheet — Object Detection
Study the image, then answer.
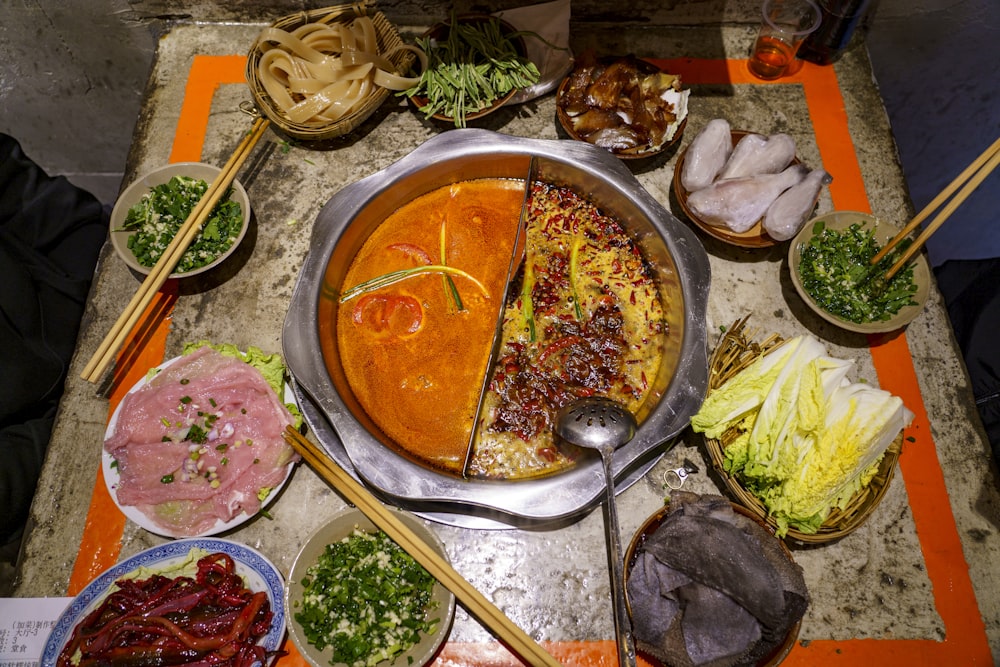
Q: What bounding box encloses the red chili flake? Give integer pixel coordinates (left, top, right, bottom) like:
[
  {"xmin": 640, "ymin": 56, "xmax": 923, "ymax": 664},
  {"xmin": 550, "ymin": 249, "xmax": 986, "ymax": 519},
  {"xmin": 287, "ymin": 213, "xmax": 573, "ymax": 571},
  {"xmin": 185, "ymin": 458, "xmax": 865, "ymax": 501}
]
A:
[
  {"xmin": 538, "ymin": 447, "xmax": 560, "ymax": 463},
  {"xmin": 538, "ymin": 335, "xmax": 582, "ymax": 363}
]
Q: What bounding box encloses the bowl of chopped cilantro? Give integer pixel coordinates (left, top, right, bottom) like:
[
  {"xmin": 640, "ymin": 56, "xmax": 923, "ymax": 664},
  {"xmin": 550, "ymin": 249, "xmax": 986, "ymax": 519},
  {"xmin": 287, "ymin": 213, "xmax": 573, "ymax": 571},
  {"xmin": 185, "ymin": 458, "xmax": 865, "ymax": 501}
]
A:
[
  {"xmin": 110, "ymin": 162, "xmax": 251, "ymax": 277},
  {"xmin": 286, "ymin": 507, "xmax": 456, "ymax": 667},
  {"xmin": 789, "ymin": 211, "xmax": 930, "ymax": 333}
]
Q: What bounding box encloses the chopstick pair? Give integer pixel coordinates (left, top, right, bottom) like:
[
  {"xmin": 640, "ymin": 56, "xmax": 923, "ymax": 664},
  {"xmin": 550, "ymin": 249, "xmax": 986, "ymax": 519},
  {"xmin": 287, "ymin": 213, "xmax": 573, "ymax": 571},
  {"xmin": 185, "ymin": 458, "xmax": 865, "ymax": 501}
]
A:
[
  {"xmin": 281, "ymin": 425, "xmax": 562, "ymax": 667},
  {"xmin": 81, "ymin": 117, "xmax": 271, "ymax": 384},
  {"xmin": 872, "ymin": 136, "xmax": 1000, "ymax": 280}
]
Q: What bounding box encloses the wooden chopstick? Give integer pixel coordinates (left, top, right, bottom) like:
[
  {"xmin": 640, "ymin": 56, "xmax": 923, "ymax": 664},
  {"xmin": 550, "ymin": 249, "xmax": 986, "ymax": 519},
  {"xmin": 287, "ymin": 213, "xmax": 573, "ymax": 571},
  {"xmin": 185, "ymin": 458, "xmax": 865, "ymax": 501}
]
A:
[
  {"xmin": 81, "ymin": 117, "xmax": 270, "ymax": 383},
  {"xmin": 281, "ymin": 425, "xmax": 562, "ymax": 667},
  {"xmin": 871, "ymin": 136, "xmax": 1000, "ymax": 280}
]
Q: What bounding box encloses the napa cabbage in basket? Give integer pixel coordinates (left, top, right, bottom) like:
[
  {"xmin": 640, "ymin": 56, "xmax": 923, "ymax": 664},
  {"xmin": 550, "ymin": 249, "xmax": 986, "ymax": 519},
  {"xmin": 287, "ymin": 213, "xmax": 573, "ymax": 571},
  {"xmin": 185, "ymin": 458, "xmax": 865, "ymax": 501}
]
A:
[{"xmin": 691, "ymin": 335, "xmax": 913, "ymax": 535}]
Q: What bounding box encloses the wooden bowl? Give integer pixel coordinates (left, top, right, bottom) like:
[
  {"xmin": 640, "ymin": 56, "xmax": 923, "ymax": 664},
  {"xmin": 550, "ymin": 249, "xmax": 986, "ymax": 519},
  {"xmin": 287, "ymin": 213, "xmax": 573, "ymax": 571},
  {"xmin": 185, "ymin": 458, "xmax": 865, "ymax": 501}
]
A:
[
  {"xmin": 555, "ymin": 56, "xmax": 688, "ymax": 160},
  {"xmin": 788, "ymin": 210, "xmax": 931, "ymax": 333},
  {"xmin": 246, "ymin": 4, "xmax": 414, "ymax": 141},
  {"xmin": 673, "ymin": 130, "xmax": 803, "ymax": 248},
  {"xmin": 625, "ymin": 500, "xmax": 802, "ymax": 666},
  {"xmin": 407, "ymin": 14, "xmax": 526, "ymax": 126}
]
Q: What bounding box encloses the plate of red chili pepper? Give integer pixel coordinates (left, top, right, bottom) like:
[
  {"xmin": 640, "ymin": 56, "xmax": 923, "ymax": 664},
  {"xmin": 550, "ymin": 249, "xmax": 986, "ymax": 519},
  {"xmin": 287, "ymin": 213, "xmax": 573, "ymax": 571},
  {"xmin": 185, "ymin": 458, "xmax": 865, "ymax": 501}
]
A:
[{"xmin": 41, "ymin": 538, "xmax": 285, "ymax": 667}]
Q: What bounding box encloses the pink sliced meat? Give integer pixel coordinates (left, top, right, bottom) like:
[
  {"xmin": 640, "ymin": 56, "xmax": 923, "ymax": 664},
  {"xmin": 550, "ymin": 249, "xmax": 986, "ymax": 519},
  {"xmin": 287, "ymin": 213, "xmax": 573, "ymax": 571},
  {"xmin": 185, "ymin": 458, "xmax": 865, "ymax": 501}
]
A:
[{"xmin": 105, "ymin": 346, "xmax": 298, "ymax": 535}]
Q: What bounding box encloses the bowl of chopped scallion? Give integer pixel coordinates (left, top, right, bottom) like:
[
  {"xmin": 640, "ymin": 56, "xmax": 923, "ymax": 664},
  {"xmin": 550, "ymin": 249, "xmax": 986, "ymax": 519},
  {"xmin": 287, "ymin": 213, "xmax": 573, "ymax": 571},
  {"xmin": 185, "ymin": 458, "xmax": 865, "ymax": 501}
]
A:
[
  {"xmin": 788, "ymin": 211, "xmax": 930, "ymax": 334},
  {"xmin": 402, "ymin": 13, "xmax": 540, "ymax": 128},
  {"xmin": 110, "ymin": 162, "xmax": 251, "ymax": 277},
  {"xmin": 286, "ymin": 507, "xmax": 456, "ymax": 667}
]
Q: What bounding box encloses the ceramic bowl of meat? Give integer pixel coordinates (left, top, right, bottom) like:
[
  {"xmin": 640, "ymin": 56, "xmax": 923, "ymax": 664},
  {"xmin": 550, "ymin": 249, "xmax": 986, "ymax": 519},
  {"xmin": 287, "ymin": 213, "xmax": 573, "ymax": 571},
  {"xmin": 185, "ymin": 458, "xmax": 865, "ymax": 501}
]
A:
[
  {"xmin": 624, "ymin": 496, "xmax": 805, "ymax": 667},
  {"xmin": 788, "ymin": 210, "xmax": 930, "ymax": 334},
  {"xmin": 556, "ymin": 53, "xmax": 689, "ymax": 160},
  {"xmin": 286, "ymin": 507, "xmax": 456, "ymax": 667},
  {"xmin": 101, "ymin": 346, "xmax": 299, "ymax": 538},
  {"xmin": 282, "ymin": 128, "xmax": 711, "ymax": 527},
  {"xmin": 673, "ymin": 130, "xmax": 807, "ymax": 249},
  {"xmin": 109, "ymin": 162, "xmax": 250, "ymax": 277}
]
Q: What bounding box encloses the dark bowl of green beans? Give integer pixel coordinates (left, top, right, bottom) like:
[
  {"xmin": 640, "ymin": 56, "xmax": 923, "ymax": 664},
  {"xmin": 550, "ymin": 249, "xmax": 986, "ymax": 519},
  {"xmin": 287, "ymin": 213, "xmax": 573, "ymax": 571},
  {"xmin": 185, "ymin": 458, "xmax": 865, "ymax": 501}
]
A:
[
  {"xmin": 404, "ymin": 14, "xmax": 538, "ymax": 128},
  {"xmin": 788, "ymin": 210, "xmax": 930, "ymax": 334}
]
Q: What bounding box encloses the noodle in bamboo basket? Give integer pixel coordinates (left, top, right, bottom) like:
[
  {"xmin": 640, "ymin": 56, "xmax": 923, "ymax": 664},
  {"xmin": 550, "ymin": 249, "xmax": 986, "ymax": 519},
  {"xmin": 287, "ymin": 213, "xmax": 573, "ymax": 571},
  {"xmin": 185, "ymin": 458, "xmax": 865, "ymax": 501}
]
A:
[{"xmin": 246, "ymin": 2, "xmax": 422, "ymax": 141}]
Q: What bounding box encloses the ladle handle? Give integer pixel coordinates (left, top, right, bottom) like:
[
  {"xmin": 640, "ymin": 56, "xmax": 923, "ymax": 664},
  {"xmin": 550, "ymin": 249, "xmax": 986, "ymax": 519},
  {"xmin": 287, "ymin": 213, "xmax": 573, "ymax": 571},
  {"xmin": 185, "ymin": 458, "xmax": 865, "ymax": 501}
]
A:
[{"xmin": 602, "ymin": 452, "xmax": 638, "ymax": 667}]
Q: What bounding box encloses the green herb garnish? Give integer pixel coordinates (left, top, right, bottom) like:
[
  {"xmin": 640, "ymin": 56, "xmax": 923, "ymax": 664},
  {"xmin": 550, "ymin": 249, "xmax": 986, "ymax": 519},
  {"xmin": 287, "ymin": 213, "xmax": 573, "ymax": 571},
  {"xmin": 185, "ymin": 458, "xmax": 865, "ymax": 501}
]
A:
[
  {"xmin": 439, "ymin": 218, "xmax": 464, "ymax": 311},
  {"xmin": 294, "ymin": 529, "xmax": 440, "ymax": 666},
  {"xmin": 119, "ymin": 175, "xmax": 243, "ymax": 273},
  {"xmin": 340, "ymin": 265, "xmax": 488, "ymax": 303},
  {"xmin": 797, "ymin": 220, "xmax": 919, "ymax": 324}
]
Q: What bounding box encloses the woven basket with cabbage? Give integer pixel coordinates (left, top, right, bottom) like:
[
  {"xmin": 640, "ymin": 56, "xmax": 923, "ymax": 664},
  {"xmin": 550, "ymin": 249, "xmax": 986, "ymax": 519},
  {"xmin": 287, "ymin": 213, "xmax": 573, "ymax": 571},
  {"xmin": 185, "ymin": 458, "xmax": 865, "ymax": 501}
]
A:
[{"xmin": 693, "ymin": 317, "xmax": 912, "ymax": 542}]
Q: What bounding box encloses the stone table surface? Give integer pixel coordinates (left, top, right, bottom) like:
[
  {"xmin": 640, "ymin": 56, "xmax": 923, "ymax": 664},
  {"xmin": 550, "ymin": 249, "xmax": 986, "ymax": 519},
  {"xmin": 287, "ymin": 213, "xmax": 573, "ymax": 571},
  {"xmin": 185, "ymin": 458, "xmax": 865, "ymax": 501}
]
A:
[{"xmin": 12, "ymin": 18, "xmax": 1000, "ymax": 667}]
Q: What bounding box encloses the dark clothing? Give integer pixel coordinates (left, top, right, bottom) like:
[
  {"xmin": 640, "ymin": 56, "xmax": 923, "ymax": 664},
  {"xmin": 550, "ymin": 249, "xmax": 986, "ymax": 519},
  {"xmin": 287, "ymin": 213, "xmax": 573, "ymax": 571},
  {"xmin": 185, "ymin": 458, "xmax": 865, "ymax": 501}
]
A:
[
  {"xmin": 935, "ymin": 258, "xmax": 1000, "ymax": 464},
  {"xmin": 0, "ymin": 133, "xmax": 106, "ymax": 547}
]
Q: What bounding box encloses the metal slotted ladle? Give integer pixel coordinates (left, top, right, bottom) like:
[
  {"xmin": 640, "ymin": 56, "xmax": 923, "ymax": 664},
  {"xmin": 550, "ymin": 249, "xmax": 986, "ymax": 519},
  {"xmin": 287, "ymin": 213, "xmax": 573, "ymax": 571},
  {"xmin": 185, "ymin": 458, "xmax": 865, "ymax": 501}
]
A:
[{"xmin": 555, "ymin": 396, "xmax": 638, "ymax": 667}]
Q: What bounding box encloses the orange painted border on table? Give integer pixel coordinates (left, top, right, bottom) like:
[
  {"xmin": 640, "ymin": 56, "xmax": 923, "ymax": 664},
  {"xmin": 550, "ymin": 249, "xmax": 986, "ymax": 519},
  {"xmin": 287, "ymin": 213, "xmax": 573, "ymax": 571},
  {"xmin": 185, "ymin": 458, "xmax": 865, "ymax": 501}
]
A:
[
  {"xmin": 66, "ymin": 55, "xmax": 246, "ymax": 594},
  {"xmin": 63, "ymin": 54, "xmax": 992, "ymax": 665}
]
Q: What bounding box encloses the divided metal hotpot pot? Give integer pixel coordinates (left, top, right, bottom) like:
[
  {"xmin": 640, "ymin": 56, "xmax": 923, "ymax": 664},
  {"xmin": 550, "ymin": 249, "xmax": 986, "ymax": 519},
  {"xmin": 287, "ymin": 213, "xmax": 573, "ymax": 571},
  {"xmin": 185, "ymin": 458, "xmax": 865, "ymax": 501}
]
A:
[{"xmin": 282, "ymin": 129, "xmax": 711, "ymax": 527}]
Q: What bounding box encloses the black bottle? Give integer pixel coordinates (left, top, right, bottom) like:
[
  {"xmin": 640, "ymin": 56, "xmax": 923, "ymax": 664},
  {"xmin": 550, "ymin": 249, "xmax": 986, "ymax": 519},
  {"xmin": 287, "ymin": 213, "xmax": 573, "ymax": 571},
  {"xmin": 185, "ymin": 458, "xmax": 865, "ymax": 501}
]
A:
[{"xmin": 798, "ymin": 0, "xmax": 878, "ymax": 65}]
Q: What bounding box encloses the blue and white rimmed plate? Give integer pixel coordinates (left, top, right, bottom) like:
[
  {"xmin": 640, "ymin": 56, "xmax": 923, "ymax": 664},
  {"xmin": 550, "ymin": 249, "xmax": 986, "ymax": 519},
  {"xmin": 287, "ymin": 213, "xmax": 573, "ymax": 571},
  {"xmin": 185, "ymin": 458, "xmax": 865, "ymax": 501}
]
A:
[
  {"xmin": 40, "ymin": 538, "xmax": 286, "ymax": 667},
  {"xmin": 103, "ymin": 353, "xmax": 298, "ymax": 538}
]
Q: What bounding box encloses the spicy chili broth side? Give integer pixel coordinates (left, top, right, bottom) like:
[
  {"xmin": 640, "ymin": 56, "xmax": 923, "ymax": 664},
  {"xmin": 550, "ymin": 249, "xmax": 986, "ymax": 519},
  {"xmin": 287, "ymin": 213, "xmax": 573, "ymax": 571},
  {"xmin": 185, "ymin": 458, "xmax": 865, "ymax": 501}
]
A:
[{"xmin": 468, "ymin": 181, "xmax": 669, "ymax": 480}]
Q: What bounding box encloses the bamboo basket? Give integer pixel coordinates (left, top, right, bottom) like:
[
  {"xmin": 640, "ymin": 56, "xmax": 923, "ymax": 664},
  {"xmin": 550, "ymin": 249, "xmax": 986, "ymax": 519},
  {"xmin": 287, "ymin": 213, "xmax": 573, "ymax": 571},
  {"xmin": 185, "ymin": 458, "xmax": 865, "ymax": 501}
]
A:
[
  {"xmin": 702, "ymin": 315, "xmax": 905, "ymax": 544},
  {"xmin": 246, "ymin": 3, "xmax": 415, "ymax": 141}
]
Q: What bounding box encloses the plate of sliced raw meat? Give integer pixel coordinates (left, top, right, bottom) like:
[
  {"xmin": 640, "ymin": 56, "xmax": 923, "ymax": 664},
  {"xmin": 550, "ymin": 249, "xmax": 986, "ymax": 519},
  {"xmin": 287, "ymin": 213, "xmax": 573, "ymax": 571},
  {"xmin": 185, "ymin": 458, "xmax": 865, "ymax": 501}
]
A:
[{"xmin": 103, "ymin": 345, "xmax": 300, "ymax": 537}]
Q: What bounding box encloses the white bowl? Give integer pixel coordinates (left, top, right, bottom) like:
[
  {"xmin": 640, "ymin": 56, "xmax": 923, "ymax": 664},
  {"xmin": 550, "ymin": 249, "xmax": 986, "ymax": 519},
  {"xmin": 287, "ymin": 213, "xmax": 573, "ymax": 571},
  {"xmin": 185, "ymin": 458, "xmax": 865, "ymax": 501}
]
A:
[
  {"xmin": 109, "ymin": 162, "xmax": 251, "ymax": 277},
  {"xmin": 286, "ymin": 507, "xmax": 456, "ymax": 667},
  {"xmin": 788, "ymin": 210, "xmax": 930, "ymax": 334}
]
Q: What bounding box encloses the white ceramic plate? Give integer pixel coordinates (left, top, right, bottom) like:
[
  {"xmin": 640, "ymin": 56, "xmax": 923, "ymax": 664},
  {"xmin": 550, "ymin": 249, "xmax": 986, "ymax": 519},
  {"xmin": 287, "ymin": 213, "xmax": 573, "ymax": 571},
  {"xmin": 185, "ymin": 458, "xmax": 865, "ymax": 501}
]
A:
[
  {"xmin": 40, "ymin": 538, "xmax": 285, "ymax": 667},
  {"xmin": 286, "ymin": 507, "xmax": 456, "ymax": 667},
  {"xmin": 103, "ymin": 353, "xmax": 297, "ymax": 538}
]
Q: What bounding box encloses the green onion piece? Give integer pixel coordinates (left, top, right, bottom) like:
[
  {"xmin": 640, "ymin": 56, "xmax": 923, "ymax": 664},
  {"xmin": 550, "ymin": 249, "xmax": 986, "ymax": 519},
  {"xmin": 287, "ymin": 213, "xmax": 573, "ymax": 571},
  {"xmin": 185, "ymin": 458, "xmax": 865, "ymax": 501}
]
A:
[
  {"xmin": 520, "ymin": 261, "xmax": 536, "ymax": 342},
  {"xmin": 569, "ymin": 235, "xmax": 585, "ymax": 322},
  {"xmin": 340, "ymin": 265, "xmax": 488, "ymax": 303},
  {"xmin": 440, "ymin": 218, "xmax": 464, "ymax": 312}
]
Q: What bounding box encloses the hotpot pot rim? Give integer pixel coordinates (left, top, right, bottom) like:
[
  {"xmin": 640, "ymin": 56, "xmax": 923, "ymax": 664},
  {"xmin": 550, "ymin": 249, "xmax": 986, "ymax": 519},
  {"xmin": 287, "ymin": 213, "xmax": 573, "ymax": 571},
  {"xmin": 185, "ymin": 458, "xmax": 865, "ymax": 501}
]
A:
[{"xmin": 283, "ymin": 129, "xmax": 710, "ymax": 525}]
